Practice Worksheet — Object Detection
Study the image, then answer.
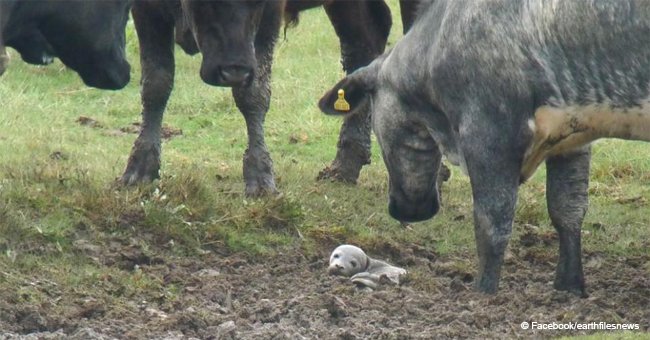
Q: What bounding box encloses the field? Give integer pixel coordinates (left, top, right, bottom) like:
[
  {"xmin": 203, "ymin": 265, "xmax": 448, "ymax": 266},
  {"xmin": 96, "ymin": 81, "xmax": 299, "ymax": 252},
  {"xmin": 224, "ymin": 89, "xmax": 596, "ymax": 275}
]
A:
[{"xmin": 0, "ymin": 3, "xmax": 649, "ymax": 339}]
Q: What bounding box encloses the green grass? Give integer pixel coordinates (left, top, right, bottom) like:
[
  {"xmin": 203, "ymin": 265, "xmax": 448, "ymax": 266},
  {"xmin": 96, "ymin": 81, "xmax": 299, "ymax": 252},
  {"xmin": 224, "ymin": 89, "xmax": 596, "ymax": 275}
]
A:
[{"xmin": 0, "ymin": 0, "xmax": 649, "ymax": 310}]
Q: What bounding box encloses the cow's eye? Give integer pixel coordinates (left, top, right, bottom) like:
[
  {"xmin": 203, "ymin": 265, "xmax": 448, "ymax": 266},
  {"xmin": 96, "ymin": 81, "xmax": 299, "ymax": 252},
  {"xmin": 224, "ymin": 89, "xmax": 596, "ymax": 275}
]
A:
[
  {"xmin": 333, "ymin": 254, "xmax": 339, "ymax": 259},
  {"xmin": 350, "ymin": 261, "xmax": 357, "ymax": 267}
]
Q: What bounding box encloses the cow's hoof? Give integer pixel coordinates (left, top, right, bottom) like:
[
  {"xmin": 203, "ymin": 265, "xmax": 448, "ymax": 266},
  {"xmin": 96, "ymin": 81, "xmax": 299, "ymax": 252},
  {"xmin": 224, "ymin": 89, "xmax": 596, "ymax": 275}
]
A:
[
  {"xmin": 119, "ymin": 162, "xmax": 159, "ymax": 185},
  {"xmin": 119, "ymin": 143, "xmax": 161, "ymax": 186},
  {"xmin": 554, "ymin": 280, "xmax": 588, "ymax": 298},
  {"xmin": 119, "ymin": 157, "xmax": 160, "ymax": 186},
  {"xmin": 474, "ymin": 276, "xmax": 499, "ymax": 294},
  {"xmin": 316, "ymin": 165, "xmax": 358, "ymax": 184},
  {"xmin": 244, "ymin": 179, "xmax": 278, "ymax": 197},
  {"xmin": 119, "ymin": 171, "xmax": 158, "ymax": 186}
]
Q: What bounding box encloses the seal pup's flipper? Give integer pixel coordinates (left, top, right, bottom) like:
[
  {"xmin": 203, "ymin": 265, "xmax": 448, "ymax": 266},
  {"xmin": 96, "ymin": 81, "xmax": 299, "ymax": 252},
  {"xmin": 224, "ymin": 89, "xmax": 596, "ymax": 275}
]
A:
[
  {"xmin": 350, "ymin": 272, "xmax": 381, "ymax": 289},
  {"xmin": 366, "ymin": 258, "xmax": 407, "ymax": 285}
]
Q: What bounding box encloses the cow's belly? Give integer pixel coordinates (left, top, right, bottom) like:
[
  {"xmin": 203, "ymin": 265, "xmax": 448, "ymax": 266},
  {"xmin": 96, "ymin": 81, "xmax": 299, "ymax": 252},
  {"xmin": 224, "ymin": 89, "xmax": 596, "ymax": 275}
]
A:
[{"xmin": 521, "ymin": 103, "xmax": 650, "ymax": 181}]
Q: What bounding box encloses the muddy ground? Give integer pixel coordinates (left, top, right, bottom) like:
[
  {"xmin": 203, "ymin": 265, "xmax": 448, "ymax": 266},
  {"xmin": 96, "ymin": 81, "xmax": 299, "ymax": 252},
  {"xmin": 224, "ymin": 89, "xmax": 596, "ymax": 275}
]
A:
[{"xmin": 1, "ymin": 228, "xmax": 648, "ymax": 339}]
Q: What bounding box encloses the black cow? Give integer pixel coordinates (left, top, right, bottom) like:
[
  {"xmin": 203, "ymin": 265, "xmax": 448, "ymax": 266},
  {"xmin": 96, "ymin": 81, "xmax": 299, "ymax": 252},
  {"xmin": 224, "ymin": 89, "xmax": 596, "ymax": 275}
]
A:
[
  {"xmin": 9, "ymin": 29, "xmax": 55, "ymax": 66},
  {"xmin": 120, "ymin": 0, "xmax": 285, "ymax": 197},
  {"xmin": 320, "ymin": 0, "xmax": 650, "ymax": 295},
  {"xmin": 0, "ymin": 0, "xmax": 131, "ymax": 89},
  {"xmin": 120, "ymin": 0, "xmax": 422, "ymax": 195}
]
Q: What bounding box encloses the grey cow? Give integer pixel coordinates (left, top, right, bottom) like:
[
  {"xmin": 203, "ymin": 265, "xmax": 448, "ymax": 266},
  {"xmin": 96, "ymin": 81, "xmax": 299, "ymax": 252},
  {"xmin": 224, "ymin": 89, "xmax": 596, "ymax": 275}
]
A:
[{"xmin": 320, "ymin": 0, "xmax": 650, "ymax": 295}]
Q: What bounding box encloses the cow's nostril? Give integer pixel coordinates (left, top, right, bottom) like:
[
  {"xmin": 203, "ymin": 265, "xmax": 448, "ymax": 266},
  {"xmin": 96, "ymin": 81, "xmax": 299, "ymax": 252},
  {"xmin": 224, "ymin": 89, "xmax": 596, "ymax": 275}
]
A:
[{"xmin": 219, "ymin": 65, "xmax": 253, "ymax": 85}]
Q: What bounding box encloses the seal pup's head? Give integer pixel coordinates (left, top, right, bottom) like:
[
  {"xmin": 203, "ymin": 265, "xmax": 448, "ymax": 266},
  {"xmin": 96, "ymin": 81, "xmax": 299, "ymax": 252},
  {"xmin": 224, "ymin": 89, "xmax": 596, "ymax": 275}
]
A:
[{"xmin": 328, "ymin": 244, "xmax": 369, "ymax": 277}]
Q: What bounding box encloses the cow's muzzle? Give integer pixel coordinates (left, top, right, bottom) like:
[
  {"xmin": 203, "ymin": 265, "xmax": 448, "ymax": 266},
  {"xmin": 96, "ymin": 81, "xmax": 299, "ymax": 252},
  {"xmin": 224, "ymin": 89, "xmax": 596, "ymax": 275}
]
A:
[
  {"xmin": 201, "ymin": 64, "xmax": 254, "ymax": 87},
  {"xmin": 81, "ymin": 60, "xmax": 131, "ymax": 90},
  {"xmin": 388, "ymin": 194, "xmax": 439, "ymax": 223}
]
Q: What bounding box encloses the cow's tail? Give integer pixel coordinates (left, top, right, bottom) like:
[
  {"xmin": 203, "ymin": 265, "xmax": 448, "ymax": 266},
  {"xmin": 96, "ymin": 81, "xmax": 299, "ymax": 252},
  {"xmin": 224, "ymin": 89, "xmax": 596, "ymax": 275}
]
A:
[
  {"xmin": 283, "ymin": 8, "xmax": 300, "ymax": 39},
  {"xmin": 282, "ymin": 1, "xmax": 323, "ymax": 40},
  {"xmin": 284, "ymin": 3, "xmax": 302, "ymax": 26}
]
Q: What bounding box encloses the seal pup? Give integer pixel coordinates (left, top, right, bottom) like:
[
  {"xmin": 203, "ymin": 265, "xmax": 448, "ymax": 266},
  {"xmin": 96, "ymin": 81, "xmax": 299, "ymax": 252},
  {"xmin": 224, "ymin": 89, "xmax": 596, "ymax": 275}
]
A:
[{"xmin": 328, "ymin": 244, "xmax": 406, "ymax": 289}]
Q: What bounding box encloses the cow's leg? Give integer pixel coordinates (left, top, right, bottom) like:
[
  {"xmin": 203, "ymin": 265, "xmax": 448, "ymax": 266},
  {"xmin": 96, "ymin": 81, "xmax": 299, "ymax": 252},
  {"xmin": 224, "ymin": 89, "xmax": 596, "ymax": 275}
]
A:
[
  {"xmin": 318, "ymin": 1, "xmax": 392, "ymax": 183},
  {"xmin": 0, "ymin": 44, "xmax": 7, "ymax": 76},
  {"xmin": 120, "ymin": 6, "xmax": 175, "ymax": 185},
  {"xmin": 546, "ymin": 147, "xmax": 591, "ymax": 297},
  {"xmin": 461, "ymin": 128, "xmax": 521, "ymax": 294},
  {"xmin": 399, "ymin": 0, "xmax": 419, "ymax": 33},
  {"xmin": 231, "ymin": 6, "xmax": 281, "ymax": 197}
]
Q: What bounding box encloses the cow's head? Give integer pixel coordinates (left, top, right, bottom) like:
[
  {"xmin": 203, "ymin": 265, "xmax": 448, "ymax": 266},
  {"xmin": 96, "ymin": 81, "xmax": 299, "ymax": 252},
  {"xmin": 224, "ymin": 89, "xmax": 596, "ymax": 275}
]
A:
[
  {"xmin": 319, "ymin": 55, "xmax": 442, "ymax": 223},
  {"xmin": 37, "ymin": 0, "xmax": 132, "ymax": 90},
  {"xmin": 180, "ymin": 0, "xmax": 270, "ymax": 87}
]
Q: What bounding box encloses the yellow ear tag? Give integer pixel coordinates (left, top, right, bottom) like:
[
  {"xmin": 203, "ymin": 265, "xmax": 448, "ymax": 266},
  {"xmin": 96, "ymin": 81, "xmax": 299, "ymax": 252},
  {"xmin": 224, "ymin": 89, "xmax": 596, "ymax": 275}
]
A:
[{"xmin": 334, "ymin": 89, "xmax": 351, "ymax": 112}]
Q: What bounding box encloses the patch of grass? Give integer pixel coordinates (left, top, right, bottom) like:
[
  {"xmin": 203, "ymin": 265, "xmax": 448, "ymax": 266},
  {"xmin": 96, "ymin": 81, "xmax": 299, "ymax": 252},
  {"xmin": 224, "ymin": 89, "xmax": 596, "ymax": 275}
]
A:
[{"xmin": 515, "ymin": 181, "xmax": 548, "ymax": 226}]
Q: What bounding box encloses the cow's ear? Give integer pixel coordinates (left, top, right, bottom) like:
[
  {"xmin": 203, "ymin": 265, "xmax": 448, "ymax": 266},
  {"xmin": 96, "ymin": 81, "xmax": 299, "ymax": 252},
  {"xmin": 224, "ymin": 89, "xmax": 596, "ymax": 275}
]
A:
[{"xmin": 318, "ymin": 61, "xmax": 380, "ymax": 116}]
